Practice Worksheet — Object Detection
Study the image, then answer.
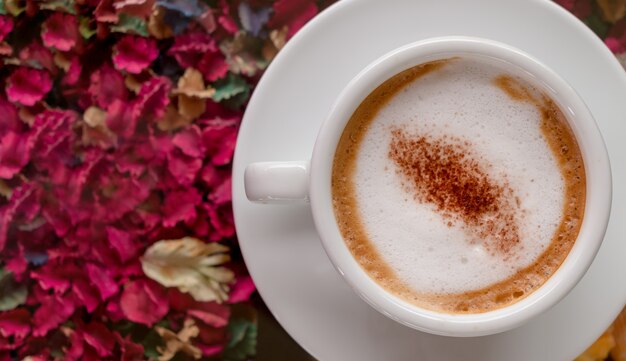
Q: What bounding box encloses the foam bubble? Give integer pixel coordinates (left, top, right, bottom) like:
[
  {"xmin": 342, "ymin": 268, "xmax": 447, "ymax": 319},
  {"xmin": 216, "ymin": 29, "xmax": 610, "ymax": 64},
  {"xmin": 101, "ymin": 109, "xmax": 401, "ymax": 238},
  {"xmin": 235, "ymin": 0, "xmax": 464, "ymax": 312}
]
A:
[{"xmin": 353, "ymin": 58, "xmax": 565, "ymax": 294}]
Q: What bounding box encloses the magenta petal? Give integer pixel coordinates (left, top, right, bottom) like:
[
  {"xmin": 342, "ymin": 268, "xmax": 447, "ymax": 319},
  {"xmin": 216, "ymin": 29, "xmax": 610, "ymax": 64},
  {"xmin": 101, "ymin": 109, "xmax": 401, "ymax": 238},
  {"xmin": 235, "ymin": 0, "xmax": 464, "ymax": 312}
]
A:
[
  {"xmin": 30, "ymin": 270, "xmax": 70, "ymax": 294},
  {"xmin": 133, "ymin": 76, "xmax": 171, "ymax": 121},
  {"xmin": 0, "ymin": 131, "xmax": 32, "ymax": 179},
  {"xmin": 0, "ymin": 184, "xmax": 35, "ymax": 252},
  {"xmin": 198, "ymin": 52, "xmax": 229, "ymax": 82},
  {"xmin": 106, "ymin": 99, "xmax": 136, "ymax": 138},
  {"xmin": 6, "ymin": 67, "xmax": 52, "ymax": 106},
  {"xmin": 167, "ymin": 150, "xmax": 202, "ymax": 186},
  {"xmin": 82, "ymin": 322, "xmax": 115, "ymax": 357},
  {"xmin": 172, "ymin": 125, "xmax": 204, "ymax": 158},
  {"xmin": 0, "ymin": 96, "xmax": 20, "ymax": 134},
  {"xmin": 89, "ymin": 64, "xmax": 128, "ymax": 108},
  {"xmin": 113, "ymin": 35, "xmax": 158, "ymax": 74},
  {"xmin": 168, "ymin": 32, "xmax": 217, "ymax": 68},
  {"xmin": 162, "ymin": 188, "xmax": 202, "ymax": 227},
  {"xmin": 32, "ymin": 294, "xmax": 76, "ymax": 337},
  {"xmin": 118, "ymin": 335, "xmax": 144, "ymax": 361},
  {"xmin": 41, "ymin": 13, "xmax": 78, "ymax": 51},
  {"xmin": 120, "ymin": 280, "xmax": 169, "ymax": 326},
  {"xmin": 0, "ymin": 309, "xmax": 30, "ymax": 339},
  {"xmin": 73, "ymin": 277, "xmax": 101, "ymax": 313},
  {"xmin": 228, "ymin": 275, "xmax": 255, "ymax": 304},
  {"xmin": 86, "ymin": 263, "xmax": 119, "ymax": 300},
  {"xmin": 198, "ymin": 344, "xmax": 225, "ymax": 357},
  {"xmin": 106, "ymin": 226, "xmax": 139, "ymax": 263},
  {"xmin": 0, "ymin": 16, "xmax": 13, "ymax": 42}
]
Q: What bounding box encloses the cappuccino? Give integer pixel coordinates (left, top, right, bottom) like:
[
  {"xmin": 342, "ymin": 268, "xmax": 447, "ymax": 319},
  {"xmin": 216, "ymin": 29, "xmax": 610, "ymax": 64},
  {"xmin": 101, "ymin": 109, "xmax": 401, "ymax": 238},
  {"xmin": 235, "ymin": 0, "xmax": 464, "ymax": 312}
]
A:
[{"xmin": 332, "ymin": 57, "xmax": 585, "ymax": 313}]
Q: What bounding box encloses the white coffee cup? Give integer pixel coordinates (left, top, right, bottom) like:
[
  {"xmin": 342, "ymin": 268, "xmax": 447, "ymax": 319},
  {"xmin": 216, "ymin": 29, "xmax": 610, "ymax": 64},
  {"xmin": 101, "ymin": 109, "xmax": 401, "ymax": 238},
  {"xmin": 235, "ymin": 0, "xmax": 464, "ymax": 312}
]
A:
[{"xmin": 243, "ymin": 37, "xmax": 612, "ymax": 337}]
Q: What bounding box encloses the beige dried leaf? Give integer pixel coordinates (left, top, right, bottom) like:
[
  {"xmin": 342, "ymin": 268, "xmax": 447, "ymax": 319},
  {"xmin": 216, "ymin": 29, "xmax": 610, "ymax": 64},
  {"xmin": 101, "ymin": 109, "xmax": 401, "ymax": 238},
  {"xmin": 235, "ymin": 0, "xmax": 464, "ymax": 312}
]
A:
[
  {"xmin": 174, "ymin": 68, "xmax": 214, "ymax": 120},
  {"xmin": 82, "ymin": 106, "xmax": 117, "ymax": 148},
  {"xmin": 53, "ymin": 52, "xmax": 71, "ymax": 71},
  {"xmin": 0, "ymin": 180, "xmax": 12, "ymax": 199},
  {"xmin": 575, "ymin": 327, "xmax": 616, "ymax": 361},
  {"xmin": 148, "ymin": 6, "xmax": 174, "ymax": 40},
  {"xmin": 262, "ymin": 26, "xmax": 288, "ymax": 62},
  {"xmin": 156, "ymin": 318, "xmax": 202, "ymax": 361},
  {"xmin": 611, "ymin": 306, "xmax": 626, "ymax": 360},
  {"xmin": 598, "ymin": 0, "xmax": 626, "ymax": 23},
  {"xmin": 141, "ymin": 237, "xmax": 234, "ymax": 302},
  {"xmin": 157, "ymin": 105, "xmax": 193, "ymax": 131}
]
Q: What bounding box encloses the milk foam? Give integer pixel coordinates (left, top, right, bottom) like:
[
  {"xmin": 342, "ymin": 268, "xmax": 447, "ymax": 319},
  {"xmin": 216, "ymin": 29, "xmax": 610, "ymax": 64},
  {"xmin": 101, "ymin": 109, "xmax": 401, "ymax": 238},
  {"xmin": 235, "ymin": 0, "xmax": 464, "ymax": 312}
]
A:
[{"xmin": 354, "ymin": 58, "xmax": 565, "ymax": 294}]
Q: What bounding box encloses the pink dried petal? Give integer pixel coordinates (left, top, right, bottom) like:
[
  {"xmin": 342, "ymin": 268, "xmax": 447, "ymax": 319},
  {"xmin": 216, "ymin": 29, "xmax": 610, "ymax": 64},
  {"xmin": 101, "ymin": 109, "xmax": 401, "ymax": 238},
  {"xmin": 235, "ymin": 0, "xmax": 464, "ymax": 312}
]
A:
[
  {"xmin": 82, "ymin": 322, "xmax": 115, "ymax": 357},
  {"xmin": 0, "ymin": 309, "xmax": 30, "ymax": 339},
  {"xmin": 89, "ymin": 64, "xmax": 128, "ymax": 108},
  {"xmin": 105, "ymin": 294, "xmax": 125, "ymax": 321},
  {"xmin": 606, "ymin": 37, "xmax": 623, "ymax": 53},
  {"xmin": 74, "ymin": 277, "xmax": 101, "ymax": 312},
  {"xmin": 86, "ymin": 263, "xmax": 119, "ymax": 300},
  {"xmin": 201, "ymin": 117, "xmax": 239, "ymax": 165},
  {"xmin": 106, "ymin": 99, "xmax": 137, "ymax": 138},
  {"xmin": 42, "ymin": 13, "xmax": 78, "ymax": 51},
  {"xmin": 114, "ymin": 0, "xmax": 155, "ymax": 18},
  {"xmin": 65, "ymin": 329, "xmax": 85, "ymax": 361},
  {"xmin": 18, "ymin": 42, "xmax": 55, "ymax": 72},
  {"xmin": 162, "ymin": 188, "xmax": 202, "ymax": 227},
  {"xmin": 113, "ymin": 35, "xmax": 158, "ymax": 74},
  {"xmin": 0, "ymin": 16, "xmax": 13, "ymax": 42},
  {"xmin": 133, "ymin": 76, "xmax": 171, "ymax": 121},
  {"xmin": 0, "ymin": 96, "xmax": 20, "ymax": 134},
  {"xmin": 198, "ymin": 51, "xmax": 229, "ymax": 82},
  {"xmin": 218, "ymin": 0, "xmax": 238, "ymax": 34},
  {"xmin": 0, "ymin": 184, "xmax": 35, "ymax": 252},
  {"xmin": 118, "ymin": 334, "xmax": 144, "ymax": 361},
  {"xmin": 172, "ymin": 125, "xmax": 204, "ymax": 157},
  {"xmin": 167, "ymin": 150, "xmax": 202, "ymax": 186},
  {"xmin": 62, "ymin": 55, "xmax": 82, "ymax": 85},
  {"xmin": 30, "ymin": 110, "xmax": 76, "ymax": 158},
  {"xmin": 0, "ymin": 131, "xmax": 32, "ymax": 179},
  {"xmin": 30, "ymin": 270, "xmax": 70, "ymax": 294},
  {"xmin": 228, "ymin": 275, "xmax": 255, "ymax": 304},
  {"xmin": 95, "ymin": 0, "xmax": 117, "ymax": 23},
  {"xmin": 120, "ymin": 279, "xmax": 169, "ymax": 326},
  {"xmin": 32, "ymin": 294, "xmax": 76, "ymax": 337},
  {"xmin": 208, "ymin": 175, "xmax": 231, "ymax": 205},
  {"xmin": 6, "ymin": 67, "xmax": 52, "ymax": 106},
  {"xmin": 168, "ymin": 32, "xmax": 217, "ymax": 68},
  {"xmin": 169, "ymin": 290, "xmax": 230, "ymax": 327},
  {"xmin": 198, "ymin": 344, "xmax": 225, "ymax": 357},
  {"xmin": 206, "ymin": 203, "xmax": 235, "ymax": 239},
  {"xmin": 268, "ymin": 0, "xmax": 318, "ymax": 38},
  {"xmin": 106, "ymin": 226, "xmax": 140, "ymax": 263}
]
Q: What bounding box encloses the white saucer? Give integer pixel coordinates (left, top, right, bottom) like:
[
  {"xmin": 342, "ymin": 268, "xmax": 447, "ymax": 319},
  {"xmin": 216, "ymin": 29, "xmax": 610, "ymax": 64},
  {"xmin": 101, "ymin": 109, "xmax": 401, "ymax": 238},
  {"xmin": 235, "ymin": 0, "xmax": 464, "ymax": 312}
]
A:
[{"xmin": 232, "ymin": 0, "xmax": 626, "ymax": 359}]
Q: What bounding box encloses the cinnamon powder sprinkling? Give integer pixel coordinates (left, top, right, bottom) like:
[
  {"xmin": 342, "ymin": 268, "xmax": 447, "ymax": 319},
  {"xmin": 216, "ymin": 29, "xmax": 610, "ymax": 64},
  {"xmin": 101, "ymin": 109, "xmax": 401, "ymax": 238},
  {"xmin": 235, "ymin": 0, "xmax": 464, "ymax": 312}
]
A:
[{"xmin": 388, "ymin": 130, "xmax": 521, "ymax": 255}]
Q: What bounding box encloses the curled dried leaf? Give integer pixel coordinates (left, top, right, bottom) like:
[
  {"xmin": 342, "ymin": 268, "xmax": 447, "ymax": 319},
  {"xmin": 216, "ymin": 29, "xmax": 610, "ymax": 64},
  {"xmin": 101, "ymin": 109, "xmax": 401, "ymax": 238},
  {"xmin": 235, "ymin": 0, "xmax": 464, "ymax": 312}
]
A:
[
  {"xmin": 156, "ymin": 318, "xmax": 202, "ymax": 361},
  {"xmin": 575, "ymin": 328, "xmax": 616, "ymax": 361},
  {"xmin": 598, "ymin": 0, "xmax": 626, "ymax": 23},
  {"xmin": 611, "ymin": 306, "xmax": 626, "ymax": 361},
  {"xmin": 141, "ymin": 237, "xmax": 234, "ymax": 303}
]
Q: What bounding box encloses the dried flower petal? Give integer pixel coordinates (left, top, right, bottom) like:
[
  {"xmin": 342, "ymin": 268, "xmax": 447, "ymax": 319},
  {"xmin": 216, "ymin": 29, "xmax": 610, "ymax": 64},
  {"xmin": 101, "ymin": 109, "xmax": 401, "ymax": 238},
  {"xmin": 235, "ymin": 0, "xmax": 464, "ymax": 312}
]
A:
[
  {"xmin": 267, "ymin": 0, "xmax": 318, "ymax": 38},
  {"xmin": 6, "ymin": 67, "xmax": 52, "ymax": 106},
  {"xmin": 42, "ymin": 13, "xmax": 78, "ymax": 51},
  {"xmin": 113, "ymin": 35, "xmax": 159, "ymax": 74},
  {"xmin": 0, "ymin": 16, "xmax": 13, "ymax": 42},
  {"xmin": 89, "ymin": 64, "xmax": 129, "ymax": 108},
  {"xmin": 120, "ymin": 279, "xmax": 169, "ymax": 326}
]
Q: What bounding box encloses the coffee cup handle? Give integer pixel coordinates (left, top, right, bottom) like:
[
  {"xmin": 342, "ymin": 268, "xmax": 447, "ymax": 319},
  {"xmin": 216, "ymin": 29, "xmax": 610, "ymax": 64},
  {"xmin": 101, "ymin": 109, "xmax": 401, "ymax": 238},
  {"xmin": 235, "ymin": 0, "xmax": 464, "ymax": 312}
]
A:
[{"xmin": 244, "ymin": 161, "xmax": 310, "ymax": 203}]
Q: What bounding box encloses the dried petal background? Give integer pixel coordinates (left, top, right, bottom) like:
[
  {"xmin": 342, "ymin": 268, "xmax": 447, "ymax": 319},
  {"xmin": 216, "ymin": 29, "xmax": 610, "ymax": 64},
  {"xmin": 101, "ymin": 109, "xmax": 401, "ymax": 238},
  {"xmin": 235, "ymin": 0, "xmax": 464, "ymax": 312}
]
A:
[{"xmin": 0, "ymin": 0, "xmax": 621, "ymax": 360}]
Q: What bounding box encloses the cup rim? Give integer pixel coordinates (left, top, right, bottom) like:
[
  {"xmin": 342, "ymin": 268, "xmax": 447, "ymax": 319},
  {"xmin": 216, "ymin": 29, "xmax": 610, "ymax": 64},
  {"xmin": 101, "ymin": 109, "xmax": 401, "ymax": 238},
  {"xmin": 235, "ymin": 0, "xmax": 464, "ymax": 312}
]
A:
[{"xmin": 309, "ymin": 36, "xmax": 612, "ymax": 337}]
